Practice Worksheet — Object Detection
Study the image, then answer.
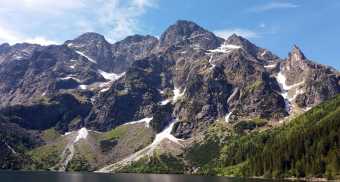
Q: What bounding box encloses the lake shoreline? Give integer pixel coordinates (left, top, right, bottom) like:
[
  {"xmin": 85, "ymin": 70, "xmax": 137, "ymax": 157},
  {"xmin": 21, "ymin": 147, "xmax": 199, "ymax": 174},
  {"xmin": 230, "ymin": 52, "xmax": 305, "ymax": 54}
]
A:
[{"xmin": 0, "ymin": 170, "xmax": 333, "ymax": 181}]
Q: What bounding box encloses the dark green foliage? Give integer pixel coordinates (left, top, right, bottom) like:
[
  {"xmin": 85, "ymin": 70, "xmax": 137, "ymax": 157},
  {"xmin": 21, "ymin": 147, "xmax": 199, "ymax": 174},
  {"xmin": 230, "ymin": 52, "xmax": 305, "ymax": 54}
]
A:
[
  {"xmin": 186, "ymin": 94, "xmax": 340, "ymax": 179},
  {"xmin": 66, "ymin": 156, "xmax": 91, "ymax": 172},
  {"xmin": 233, "ymin": 121, "xmax": 257, "ymax": 133},
  {"xmin": 186, "ymin": 138, "xmax": 220, "ymax": 169}
]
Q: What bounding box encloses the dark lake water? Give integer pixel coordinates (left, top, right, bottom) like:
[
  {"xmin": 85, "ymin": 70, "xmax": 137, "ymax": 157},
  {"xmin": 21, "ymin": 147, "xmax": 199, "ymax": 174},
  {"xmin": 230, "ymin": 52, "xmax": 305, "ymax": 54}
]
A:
[{"xmin": 0, "ymin": 171, "xmax": 287, "ymax": 182}]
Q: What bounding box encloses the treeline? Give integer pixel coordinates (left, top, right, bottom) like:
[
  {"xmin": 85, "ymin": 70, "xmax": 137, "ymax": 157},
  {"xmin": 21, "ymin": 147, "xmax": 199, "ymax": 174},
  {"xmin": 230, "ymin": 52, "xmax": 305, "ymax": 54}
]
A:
[
  {"xmin": 192, "ymin": 94, "xmax": 340, "ymax": 179},
  {"xmin": 122, "ymin": 95, "xmax": 340, "ymax": 179}
]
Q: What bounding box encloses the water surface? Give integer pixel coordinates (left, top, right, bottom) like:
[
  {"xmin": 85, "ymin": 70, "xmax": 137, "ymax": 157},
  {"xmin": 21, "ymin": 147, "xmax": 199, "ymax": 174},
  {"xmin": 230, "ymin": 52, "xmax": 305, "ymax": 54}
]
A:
[{"xmin": 0, "ymin": 171, "xmax": 286, "ymax": 182}]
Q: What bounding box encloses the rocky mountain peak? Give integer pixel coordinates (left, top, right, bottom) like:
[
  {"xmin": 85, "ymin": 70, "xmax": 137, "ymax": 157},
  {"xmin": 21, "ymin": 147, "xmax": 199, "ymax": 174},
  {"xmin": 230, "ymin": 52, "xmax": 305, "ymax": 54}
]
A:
[
  {"xmin": 113, "ymin": 34, "xmax": 158, "ymax": 47},
  {"xmin": 0, "ymin": 43, "xmax": 10, "ymax": 54},
  {"xmin": 288, "ymin": 45, "xmax": 306, "ymax": 62},
  {"xmin": 74, "ymin": 32, "xmax": 106, "ymax": 42},
  {"xmin": 159, "ymin": 20, "xmax": 221, "ymax": 50},
  {"xmin": 120, "ymin": 34, "xmax": 158, "ymax": 44},
  {"xmin": 65, "ymin": 32, "xmax": 109, "ymax": 48},
  {"xmin": 0, "ymin": 43, "xmax": 10, "ymax": 49},
  {"xmin": 225, "ymin": 34, "xmax": 253, "ymax": 47},
  {"xmin": 284, "ymin": 45, "xmax": 308, "ymax": 72},
  {"xmin": 224, "ymin": 34, "xmax": 262, "ymax": 59}
]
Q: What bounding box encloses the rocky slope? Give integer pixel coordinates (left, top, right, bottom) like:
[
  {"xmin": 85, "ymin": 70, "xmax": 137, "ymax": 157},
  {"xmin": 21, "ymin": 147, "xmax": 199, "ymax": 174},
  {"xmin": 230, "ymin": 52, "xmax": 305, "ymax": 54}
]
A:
[{"xmin": 0, "ymin": 20, "xmax": 339, "ymax": 178}]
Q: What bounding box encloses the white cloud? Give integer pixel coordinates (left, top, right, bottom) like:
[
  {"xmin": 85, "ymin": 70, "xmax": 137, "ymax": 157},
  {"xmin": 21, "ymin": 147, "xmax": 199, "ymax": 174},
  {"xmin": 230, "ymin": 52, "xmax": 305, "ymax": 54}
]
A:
[
  {"xmin": 132, "ymin": 0, "xmax": 158, "ymax": 9},
  {"xmin": 214, "ymin": 28, "xmax": 259, "ymax": 39},
  {"xmin": 0, "ymin": 26, "xmax": 19, "ymax": 44},
  {"xmin": 0, "ymin": 25, "xmax": 58, "ymax": 45},
  {"xmin": 24, "ymin": 37, "xmax": 59, "ymax": 46},
  {"xmin": 0, "ymin": 0, "xmax": 158, "ymax": 45},
  {"xmin": 0, "ymin": 0, "xmax": 84, "ymax": 14},
  {"xmin": 96, "ymin": 0, "xmax": 158, "ymax": 42},
  {"xmin": 248, "ymin": 2, "xmax": 299, "ymax": 13}
]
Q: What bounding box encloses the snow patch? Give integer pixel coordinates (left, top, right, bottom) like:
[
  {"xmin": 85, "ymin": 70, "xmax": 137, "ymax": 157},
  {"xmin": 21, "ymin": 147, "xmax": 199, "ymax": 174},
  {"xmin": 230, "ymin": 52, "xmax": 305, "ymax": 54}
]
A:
[
  {"xmin": 69, "ymin": 65, "xmax": 75, "ymax": 69},
  {"xmin": 152, "ymin": 121, "xmax": 183, "ymax": 145},
  {"xmin": 275, "ymin": 71, "xmax": 305, "ymax": 113},
  {"xmin": 227, "ymin": 88, "xmax": 239, "ymax": 103},
  {"xmin": 225, "ymin": 112, "xmax": 232, "ymax": 123},
  {"xmin": 208, "ymin": 42, "xmax": 241, "ymax": 53},
  {"xmin": 75, "ymin": 50, "xmax": 97, "ymax": 64},
  {"xmin": 97, "ymin": 119, "xmax": 183, "ymax": 173},
  {"xmin": 158, "ymin": 89, "xmax": 165, "ymax": 94},
  {"xmin": 172, "ymin": 87, "xmax": 185, "ymax": 103},
  {"xmin": 98, "ymin": 70, "xmax": 125, "ymax": 81},
  {"xmin": 264, "ymin": 64, "xmax": 276, "ymax": 68},
  {"xmin": 57, "ymin": 127, "xmax": 89, "ymax": 171},
  {"xmin": 78, "ymin": 85, "xmax": 88, "ymax": 90},
  {"xmin": 124, "ymin": 117, "xmax": 153, "ymax": 128},
  {"xmin": 304, "ymin": 106, "xmax": 312, "ymax": 111},
  {"xmin": 63, "ymin": 132, "xmax": 72, "ymax": 136},
  {"xmin": 160, "ymin": 99, "xmax": 171, "ymax": 105},
  {"xmin": 208, "ymin": 54, "xmax": 215, "ymax": 69},
  {"xmin": 100, "ymin": 87, "xmax": 110, "ymax": 93},
  {"xmin": 289, "ymin": 88, "xmax": 304, "ymax": 102},
  {"xmin": 276, "ymin": 72, "xmax": 304, "ymax": 91},
  {"xmin": 60, "ymin": 76, "xmax": 81, "ymax": 83},
  {"xmin": 74, "ymin": 127, "xmax": 89, "ymax": 143},
  {"xmin": 5, "ymin": 142, "xmax": 17, "ymax": 154}
]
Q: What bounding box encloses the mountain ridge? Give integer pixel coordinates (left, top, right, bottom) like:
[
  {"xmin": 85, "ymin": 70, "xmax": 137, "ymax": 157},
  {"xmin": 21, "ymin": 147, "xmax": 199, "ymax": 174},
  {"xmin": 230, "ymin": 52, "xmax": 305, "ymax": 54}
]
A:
[{"xmin": 0, "ymin": 20, "xmax": 339, "ymax": 179}]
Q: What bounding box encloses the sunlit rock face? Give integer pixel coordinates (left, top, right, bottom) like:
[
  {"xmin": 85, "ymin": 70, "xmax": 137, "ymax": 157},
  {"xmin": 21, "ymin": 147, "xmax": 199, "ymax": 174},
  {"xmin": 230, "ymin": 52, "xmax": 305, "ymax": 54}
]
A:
[
  {"xmin": 0, "ymin": 20, "xmax": 339, "ymax": 172},
  {"xmin": 278, "ymin": 45, "xmax": 340, "ymax": 108}
]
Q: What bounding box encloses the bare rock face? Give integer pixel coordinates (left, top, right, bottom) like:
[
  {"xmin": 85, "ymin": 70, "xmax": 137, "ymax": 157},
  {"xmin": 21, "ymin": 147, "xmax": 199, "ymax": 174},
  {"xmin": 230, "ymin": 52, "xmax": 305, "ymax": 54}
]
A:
[
  {"xmin": 65, "ymin": 33, "xmax": 158, "ymax": 74},
  {"xmin": 0, "ymin": 20, "xmax": 339, "ymax": 143},
  {"xmin": 159, "ymin": 20, "xmax": 223, "ymax": 51},
  {"xmin": 85, "ymin": 55, "xmax": 174, "ymax": 131},
  {"xmin": 279, "ymin": 45, "xmax": 340, "ymax": 108},
  {"xmin": 111, "ymin": 35, "xmax": 159, "ymax": 73},
  {"xmin": 65, "ymin": 32, "xmax": 114, "ymax": 72},
  {"xmin": 0, "ymin": 43, "xmax": 42, "ymax": 64},
  {"xmin": 225, "ymin": 34, "xmax": 279, "ymax": 62},
  {"xmin": 0, "ymin": 45, "xmax": 103, "ymax": 106}
]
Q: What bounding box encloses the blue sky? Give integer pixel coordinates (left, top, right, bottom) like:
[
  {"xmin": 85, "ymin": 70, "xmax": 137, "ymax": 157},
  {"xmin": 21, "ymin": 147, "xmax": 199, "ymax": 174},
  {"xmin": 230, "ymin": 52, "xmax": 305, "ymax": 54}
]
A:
[{"xmin": 0, "ymin": 0, "xmax": 339, "ymax": 69}]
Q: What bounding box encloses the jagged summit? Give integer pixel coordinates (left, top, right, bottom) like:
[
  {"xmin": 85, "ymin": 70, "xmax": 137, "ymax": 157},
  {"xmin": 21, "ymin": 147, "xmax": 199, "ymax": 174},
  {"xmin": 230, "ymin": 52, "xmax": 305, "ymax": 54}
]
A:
[
  {"xmin": 75, "ymin": 32, "xmax": 106, "ymax": 41},
  {"xmin": 289, "ymin": 44, "xmax": 306, "ymax": 62},
  {"xmin": 159, "ymin": 20, "xmax": 221, "ymax": 50},
  {"xmin": 224, "ymin": 33, "xmax": 276, "ymax": 60},
  {"xmin": 0, "ymin": 19, "xmax": 339, "ymax": 175},
  {"xmin": 65, "ymin": 32, "xmax": 108, "ymax": 46},
  {"xmin": 115, "ymin": 34, "xmax": 158, "ymax": 45}
]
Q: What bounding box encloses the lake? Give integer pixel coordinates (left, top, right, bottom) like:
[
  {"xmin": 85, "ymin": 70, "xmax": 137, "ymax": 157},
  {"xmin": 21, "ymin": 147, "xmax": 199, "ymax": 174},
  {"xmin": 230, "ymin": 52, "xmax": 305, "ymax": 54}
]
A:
[{"xmin": 0, "ymin": 171, "xmax": 287, "ymax": 182}]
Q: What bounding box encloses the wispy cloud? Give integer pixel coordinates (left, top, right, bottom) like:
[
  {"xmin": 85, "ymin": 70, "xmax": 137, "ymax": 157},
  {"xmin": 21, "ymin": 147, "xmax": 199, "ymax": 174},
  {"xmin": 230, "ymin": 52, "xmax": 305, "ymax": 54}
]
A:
[
  {"xmin": 214, "ymin": 28, "xmax": 259, "ymax": 39},
  {"xmin": 248, "ymin": 2, "xmax": 299, "ymax": 13},
  {"xmin": 0, "ymin": 25, "xmax": 58, "ymax": 45},
  {"xmin": 0, "ymin": 0, "xmax": 158, "ymax": 45},
  {"xmin": 96, "ymin": 0, "xmax": 158, "ymax": 42}
]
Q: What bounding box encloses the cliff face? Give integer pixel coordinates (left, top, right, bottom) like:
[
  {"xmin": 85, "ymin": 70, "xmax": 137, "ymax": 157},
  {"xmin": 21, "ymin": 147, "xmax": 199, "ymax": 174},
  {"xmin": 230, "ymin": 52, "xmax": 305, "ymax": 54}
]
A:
[{"xmin": 0, "ymin": 20, "xmax": 339, "ymax": 173}]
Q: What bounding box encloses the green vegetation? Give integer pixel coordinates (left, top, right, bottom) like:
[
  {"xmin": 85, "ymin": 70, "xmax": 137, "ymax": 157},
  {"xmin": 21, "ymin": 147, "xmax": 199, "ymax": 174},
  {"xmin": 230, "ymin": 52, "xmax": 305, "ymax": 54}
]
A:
[
  {"xmin": 247, "ymin": 80, "xmax": 263, "ymax": 93},
  {"xmin": 41, "ymin": 128, "xmax": 61, "ymax": 142},
  {"xmin": 121, "ymin": 153, "xmax": 185, "ymax": 174},
  {"xmin": 27, "ymin": 139, "xmax": 67, "ymax": 170},
  {"xmin": 185, "ymin": 94, "xmax": 340, "ymax": 179},
  {"xmin": 66, "ymin": 152, "xmax": 91, "ymax": 172},
  {"xmin": 103, "ymin": 125, "xmax": 129, "ymax": 140}
]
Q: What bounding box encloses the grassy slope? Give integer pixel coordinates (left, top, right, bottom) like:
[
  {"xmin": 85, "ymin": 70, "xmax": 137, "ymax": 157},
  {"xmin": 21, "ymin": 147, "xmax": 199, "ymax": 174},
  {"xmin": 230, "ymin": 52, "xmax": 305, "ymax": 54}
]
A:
[{"xmin": 123, "ymin": 95, "xmax": 340, "ymax": 179}]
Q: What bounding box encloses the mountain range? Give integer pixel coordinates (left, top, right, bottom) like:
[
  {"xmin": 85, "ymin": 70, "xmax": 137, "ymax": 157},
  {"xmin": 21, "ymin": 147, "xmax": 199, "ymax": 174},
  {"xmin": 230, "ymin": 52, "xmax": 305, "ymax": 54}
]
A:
[{"xmin": 0, "ymin": 20, "xmax": 339, "ymax": 179}]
